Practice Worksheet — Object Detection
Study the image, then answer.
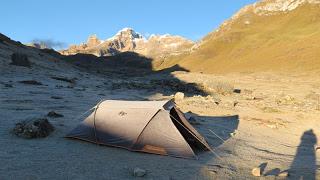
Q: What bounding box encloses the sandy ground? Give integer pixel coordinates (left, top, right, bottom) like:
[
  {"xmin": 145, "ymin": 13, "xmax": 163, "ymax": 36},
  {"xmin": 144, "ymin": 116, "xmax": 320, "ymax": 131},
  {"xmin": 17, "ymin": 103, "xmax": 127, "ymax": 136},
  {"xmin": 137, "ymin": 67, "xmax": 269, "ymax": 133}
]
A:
[{"xmin": 0, "ymin": 43, "xmax": 320, "ymax": 179}]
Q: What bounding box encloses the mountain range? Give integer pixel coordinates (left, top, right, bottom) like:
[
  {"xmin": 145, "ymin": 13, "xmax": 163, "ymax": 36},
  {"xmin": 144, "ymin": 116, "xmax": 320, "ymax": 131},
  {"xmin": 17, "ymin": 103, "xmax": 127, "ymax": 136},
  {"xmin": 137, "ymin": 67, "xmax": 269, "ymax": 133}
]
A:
[{"xmin": 60, "ymin": 28, "xmax": 194, "ymax": 60}]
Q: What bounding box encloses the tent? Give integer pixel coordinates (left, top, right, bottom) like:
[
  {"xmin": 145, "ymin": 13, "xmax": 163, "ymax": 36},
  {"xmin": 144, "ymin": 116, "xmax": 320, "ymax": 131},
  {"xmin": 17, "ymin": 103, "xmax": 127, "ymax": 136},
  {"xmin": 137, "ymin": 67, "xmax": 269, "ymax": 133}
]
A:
[{"xmin": 66, "ymin": 99, "xmax": 211, "ymax": 159}]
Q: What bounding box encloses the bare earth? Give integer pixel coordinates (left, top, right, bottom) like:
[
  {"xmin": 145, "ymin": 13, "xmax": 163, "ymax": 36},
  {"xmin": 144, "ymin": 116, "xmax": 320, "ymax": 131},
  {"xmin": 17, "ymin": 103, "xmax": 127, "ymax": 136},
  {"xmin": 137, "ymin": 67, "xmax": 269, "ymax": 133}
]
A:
[{"xmin": 0, "ymin": 45, "xmax": 320, "ymax": 179}]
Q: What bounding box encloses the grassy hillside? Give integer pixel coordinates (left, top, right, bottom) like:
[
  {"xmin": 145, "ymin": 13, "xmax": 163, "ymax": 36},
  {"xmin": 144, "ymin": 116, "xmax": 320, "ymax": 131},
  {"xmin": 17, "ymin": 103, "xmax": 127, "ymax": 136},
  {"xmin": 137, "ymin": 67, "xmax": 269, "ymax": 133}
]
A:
[{"xmin": 157, "ymin": 4, "xmax": 320, "ymax": 73}]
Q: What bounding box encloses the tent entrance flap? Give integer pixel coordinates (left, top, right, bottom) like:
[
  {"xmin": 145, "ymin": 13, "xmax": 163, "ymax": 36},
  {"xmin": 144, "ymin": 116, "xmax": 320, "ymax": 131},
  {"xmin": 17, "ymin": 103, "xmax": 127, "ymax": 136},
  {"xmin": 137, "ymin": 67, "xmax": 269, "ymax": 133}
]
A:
[{"xmin": 169, "ymin": 108, "xmax": 210, "ymax": 152}]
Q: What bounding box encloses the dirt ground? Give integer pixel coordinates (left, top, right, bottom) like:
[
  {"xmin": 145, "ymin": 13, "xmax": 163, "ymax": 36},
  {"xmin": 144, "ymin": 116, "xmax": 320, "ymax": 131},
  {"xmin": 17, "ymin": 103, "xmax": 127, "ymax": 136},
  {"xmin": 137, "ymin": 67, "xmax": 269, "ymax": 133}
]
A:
[{"xmin": 0, "ymin": 44, "xmax": 320, "ymax": 179}]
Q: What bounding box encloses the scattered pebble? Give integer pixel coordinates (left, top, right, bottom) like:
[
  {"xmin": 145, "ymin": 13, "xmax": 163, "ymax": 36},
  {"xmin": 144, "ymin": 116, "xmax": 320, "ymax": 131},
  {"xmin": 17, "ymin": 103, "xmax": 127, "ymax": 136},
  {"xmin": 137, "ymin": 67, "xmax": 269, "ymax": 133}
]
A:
[
  {"xmin": 174, "ymin": 92, "xmax": 185, "ymax": 101},
  {"xmin": 133, "ymin": 167, "xmax": 147, "ymax": 177},
  {"xmin": 51, "ymin": 96, "xmax": 63, "ymax": 99},
  {"xmin": 233, "ymin": 101, "xmax": 239, "ymax": 107},
  {"xmin": 4, "ymin": 84, "xmax": 13, "ymax": 88},
  {"xmin": 251, "ymin": 167, "xmax": 261, "ymax": 177},
  {"xmin": 233, "ymin": 89, "xmax": 241, "ymax": 94},
  {"xmin": 51, "ymin": 76, "xmax": 76, "ymax": 84},
  {"xmin": 19, "ymin": 80, "xmax": 43, "ymax": 85},
  {"xmin": 47, "ymin": 111, "xmax": 64, "ymax": 118}
]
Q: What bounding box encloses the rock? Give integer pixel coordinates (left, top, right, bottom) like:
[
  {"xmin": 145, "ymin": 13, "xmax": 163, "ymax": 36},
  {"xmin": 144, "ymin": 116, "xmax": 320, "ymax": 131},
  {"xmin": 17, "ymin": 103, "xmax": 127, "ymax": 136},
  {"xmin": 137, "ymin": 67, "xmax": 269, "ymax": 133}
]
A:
[
  {"xmin": 251, "ymin": 167, "xmax": 261, "ymax": 177},
  {"xmin": 174, "ymin": 92, "xmax": 185, "ymax": 101},
  {"xmin": 47, "ymin": 111, "xmax": 64, "ymax": 118},
  {"xmin": 133, "ymin": 167, "xmax": 146, "ymax": 177},
  {"xmin": 233, "ymin": 89, "xmax": 241, "ymax": 93},
  {"xmin": 19, "ymin": 80, "xmax": 43, "ymax": 85},
  {"xmin": 4, "ymin": 84, "xmax": 13, "ymax": 88},
  {"xmin": 50, "ymin": 96, "xmax": 63, "ymax": 99},
  {"xmin": 51, "ymin": 76, "xmax": 76, "ymax": 84},
  {"xmin": 10, "ymin": 53, "xmax": 31, "ymax": 67},
  {"xmin": 230, "ymin": 132, "xmax": 236, "ymax": 137},
  {"xmin": 13, "ymin": 118, "xmax": 54, "ymax": 138},
  {"xmin": 233, "ymin": 101, "xmax": 239, "ymax": 107},
  {"xmin": 278, "ymin": 171, "xmax": 289, "ymax": 177}
]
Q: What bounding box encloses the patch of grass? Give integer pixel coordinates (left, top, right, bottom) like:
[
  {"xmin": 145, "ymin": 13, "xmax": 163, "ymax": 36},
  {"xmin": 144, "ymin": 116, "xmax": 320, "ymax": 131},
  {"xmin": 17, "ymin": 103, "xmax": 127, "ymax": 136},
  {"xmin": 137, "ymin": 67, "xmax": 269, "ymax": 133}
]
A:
[
  {"xmin": 200, "ymin": 80, "xmax": 234, "ymax": 95},
  {"xmin": 261, "ymin": 106, "xmax": 281, "ymax": 113}
]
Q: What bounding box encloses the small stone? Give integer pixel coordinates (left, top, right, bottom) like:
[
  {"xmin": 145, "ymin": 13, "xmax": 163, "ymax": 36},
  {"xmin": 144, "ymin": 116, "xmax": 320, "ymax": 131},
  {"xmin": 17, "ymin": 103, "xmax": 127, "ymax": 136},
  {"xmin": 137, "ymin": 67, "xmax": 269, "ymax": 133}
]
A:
[
  {"xmin": 133, "ymin": 167, "xmax": 146, "ymax": 177},
  {"xmin": 278, "ymin": 171, "xmax": 289, "ymax": 177},
  {"xmin": 174, "ymin": 92, "xmax": 184, "ymax": 101},
  {"xmin": 252, "ymin": 167, "xmax": 261, "ymax": 177},
  {"xmin": 47, "ymin": 111, "xmax": 64, "ymax": 118},
  {"xmin": 230, "ymin": 132, "xmax": 236, "ymax": 137},
  {"xmin": 51, "ymin": 96, "xmax": 63, "ymax": 99},
  {"xmin": 19, "ymin": 80, "xmax": 42, "ymax": 85},
  {"xmin": 233, "ymin": 101, "xmax": 239, "ymax": 107},
  {"xmin": 233, "ymin": 89, "xmax": 241, "ymax": 94},
  {"xmin": 4, "ymin": 84, "xmax": 13, "ymax": 88}
]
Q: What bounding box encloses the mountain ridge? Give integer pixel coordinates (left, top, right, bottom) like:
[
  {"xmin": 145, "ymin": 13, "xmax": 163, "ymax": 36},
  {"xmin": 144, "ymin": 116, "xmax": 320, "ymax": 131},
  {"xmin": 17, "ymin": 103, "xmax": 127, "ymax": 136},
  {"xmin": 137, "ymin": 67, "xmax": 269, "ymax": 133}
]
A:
[
  {"xmin": 60, "ymin": 28, "xmax": 194, "ymax": 59},
  {"xmin": 158, "ymin": 0, "xmax": 320, "ymax": 73}
]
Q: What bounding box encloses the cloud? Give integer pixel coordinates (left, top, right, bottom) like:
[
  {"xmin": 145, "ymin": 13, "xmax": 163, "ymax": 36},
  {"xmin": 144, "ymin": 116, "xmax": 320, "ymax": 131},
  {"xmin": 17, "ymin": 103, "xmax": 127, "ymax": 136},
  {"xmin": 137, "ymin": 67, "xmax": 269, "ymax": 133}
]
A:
[{"xmin": 31, "ymin": 38, "xmax": 66, "ymax": 49}]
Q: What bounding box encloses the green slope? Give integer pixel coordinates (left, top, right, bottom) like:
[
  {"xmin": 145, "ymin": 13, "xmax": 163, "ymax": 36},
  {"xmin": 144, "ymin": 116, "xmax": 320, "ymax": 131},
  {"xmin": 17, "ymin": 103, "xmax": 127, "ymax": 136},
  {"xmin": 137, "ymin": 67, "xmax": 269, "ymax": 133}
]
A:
[{"xmin": 158, "ymin": 3, "xmax": 320, "ymax": 73}]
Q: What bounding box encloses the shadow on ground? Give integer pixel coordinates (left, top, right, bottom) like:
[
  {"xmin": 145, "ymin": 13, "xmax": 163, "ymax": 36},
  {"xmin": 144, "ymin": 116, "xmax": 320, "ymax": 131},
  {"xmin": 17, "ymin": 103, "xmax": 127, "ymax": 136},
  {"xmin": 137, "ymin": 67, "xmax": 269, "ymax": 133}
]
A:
[
  {"xmin": 261, "ymin": 129, "xmax": 318, "ymax": 179},
  {"xmin": 59, "ymin": 51, "xmax": 210, "ymax": 97},
  {"xmin": 287, "ymin": 129, "xmax": 317, "ymax": 180}
]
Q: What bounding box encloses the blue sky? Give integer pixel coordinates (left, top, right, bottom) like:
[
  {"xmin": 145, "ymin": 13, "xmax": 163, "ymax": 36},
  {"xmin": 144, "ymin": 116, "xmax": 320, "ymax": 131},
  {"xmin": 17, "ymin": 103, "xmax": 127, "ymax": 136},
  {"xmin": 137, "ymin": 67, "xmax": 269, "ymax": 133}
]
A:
[{"xmin": 0, "ymin": 0, "xmax": 257, "ymax": 48}]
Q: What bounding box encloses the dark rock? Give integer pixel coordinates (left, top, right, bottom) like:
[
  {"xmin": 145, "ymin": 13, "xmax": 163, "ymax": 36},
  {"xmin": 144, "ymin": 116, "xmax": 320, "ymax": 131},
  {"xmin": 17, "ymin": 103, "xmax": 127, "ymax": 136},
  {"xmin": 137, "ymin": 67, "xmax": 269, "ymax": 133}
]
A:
[
  {"xmin": 50, "ymin": 96, "xmax": 63, "ymax": 99},
  {"xmin": 47, "ymin": 111, "xmax": 64, "ymax": 118},
  {"xmin": 10, "ymin": 53, "xmax": 31, "ymax": 67},
  {"xmin": 13, "ymin": 118, "xmax": 54, "ymax": 138},
  {"xmin": 233, "ymin": 89, "xmax": 241, "ymax": 94},
  {"xmin": 51, "ymin": 76, "xmax": 76, "ymax": 84},
  {"xmin": 233, "ymin": 101, "xmax": 239, "ymax": 107},
  {"xmin": 4, "ymin": 84, "xmax": 13, "ymax": 88},
  {"xmin": 19, "ymin": 80, "xmax": 43, "ymax": 85}
]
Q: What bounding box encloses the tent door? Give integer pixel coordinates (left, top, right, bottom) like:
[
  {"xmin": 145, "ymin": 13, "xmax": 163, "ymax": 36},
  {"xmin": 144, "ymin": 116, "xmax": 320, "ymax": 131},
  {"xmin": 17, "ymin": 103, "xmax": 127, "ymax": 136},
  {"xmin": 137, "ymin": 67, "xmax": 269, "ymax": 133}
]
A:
[{"xmin": 169, "ymin": 108, "xmax": 208, "ymax": 153}]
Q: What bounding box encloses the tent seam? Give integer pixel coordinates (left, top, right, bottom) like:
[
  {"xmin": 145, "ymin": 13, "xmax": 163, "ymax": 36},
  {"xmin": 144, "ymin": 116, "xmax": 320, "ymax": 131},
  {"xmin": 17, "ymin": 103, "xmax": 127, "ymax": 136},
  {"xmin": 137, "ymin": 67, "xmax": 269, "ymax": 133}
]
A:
[{"xmin": 131, "ymin": 109, "xmax": 162, "ymax": 149}]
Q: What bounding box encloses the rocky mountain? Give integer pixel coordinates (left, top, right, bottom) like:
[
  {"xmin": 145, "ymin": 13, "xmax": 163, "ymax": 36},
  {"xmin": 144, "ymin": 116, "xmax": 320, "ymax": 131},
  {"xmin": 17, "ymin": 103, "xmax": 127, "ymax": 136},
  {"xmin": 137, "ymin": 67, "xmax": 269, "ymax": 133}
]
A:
[
  {"xmin": 60, "ymin": 28, "xmax": 194, "ymax": 59},
  {"xmin": 26, "ymin": 42, "xmax": 50, "ymax": 49},
  {"xmin": 159, "ymin": 0, "xmax": 320, "ymax": 73}
]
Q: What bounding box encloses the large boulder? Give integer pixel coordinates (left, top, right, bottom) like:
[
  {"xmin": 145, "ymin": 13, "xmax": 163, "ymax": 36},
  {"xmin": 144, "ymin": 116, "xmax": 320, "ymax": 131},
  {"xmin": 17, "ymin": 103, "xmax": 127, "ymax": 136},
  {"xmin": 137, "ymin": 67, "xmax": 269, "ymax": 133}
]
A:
[
  {"xmin": 10, "ymin": 53, "xmax": 31, "ymax": 67},
  {"xmin": 13, "ymin": 118, "xmax": 54, "ymax": 138}
]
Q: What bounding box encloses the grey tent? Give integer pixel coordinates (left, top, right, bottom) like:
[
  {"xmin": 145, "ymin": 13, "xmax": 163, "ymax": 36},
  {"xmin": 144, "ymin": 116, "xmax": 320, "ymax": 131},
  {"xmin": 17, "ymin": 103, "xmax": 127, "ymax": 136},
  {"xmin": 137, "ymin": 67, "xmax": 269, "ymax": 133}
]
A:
[{"xmin": 66, "ymin": 99, "xmax": 211, "ymax": 159}]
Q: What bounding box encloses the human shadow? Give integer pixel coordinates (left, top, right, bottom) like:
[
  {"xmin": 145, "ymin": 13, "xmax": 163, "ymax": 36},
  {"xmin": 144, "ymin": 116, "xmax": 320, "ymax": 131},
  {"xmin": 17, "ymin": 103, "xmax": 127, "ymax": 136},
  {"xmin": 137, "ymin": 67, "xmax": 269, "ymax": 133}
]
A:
[
  {"xmin": 57, "ymin": 51, "xmax": 211, "ymax": 97},
  {"xmin": 287, "ymin": 129, "xmax": 317, "ymax": 180}
]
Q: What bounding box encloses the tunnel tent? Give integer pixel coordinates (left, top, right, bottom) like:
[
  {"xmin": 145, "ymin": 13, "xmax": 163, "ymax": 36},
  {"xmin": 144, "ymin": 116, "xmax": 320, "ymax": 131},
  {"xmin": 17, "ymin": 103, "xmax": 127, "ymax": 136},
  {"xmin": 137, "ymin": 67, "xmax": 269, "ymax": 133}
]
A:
[{"xmin": 66, "ymin": 99, "xmax": 211, "ymax": 159}]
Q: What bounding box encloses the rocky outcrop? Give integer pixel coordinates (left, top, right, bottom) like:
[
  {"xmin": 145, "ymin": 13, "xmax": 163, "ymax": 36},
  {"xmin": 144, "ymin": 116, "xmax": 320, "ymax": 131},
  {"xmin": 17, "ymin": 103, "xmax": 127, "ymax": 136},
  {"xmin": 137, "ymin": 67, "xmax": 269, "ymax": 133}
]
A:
[
  {"xmin": 60, "ymin": 28, "xmax": 194, "ymax": 59},
  {"xmin": 253, "ymin": 0, "xmax": 320, "ymax": 15}
]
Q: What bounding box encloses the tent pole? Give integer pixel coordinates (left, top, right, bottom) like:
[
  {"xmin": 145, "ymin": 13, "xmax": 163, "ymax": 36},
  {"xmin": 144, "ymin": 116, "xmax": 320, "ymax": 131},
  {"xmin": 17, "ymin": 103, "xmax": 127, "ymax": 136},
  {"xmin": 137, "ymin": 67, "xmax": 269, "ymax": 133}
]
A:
[{"xmin": 93, "ymin": 99, "xmax": 104, "ymax": 145}]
